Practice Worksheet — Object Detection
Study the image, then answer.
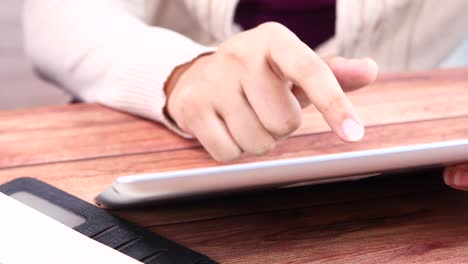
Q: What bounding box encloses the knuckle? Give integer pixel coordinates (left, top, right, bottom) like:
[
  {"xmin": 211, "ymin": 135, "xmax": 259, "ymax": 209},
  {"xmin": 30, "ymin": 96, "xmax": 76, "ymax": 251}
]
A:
[
  {"xmin": 218, "ymin": 42, "xmax": 248, "ymax": 66},
  {"xmin": 267, "ymin": 113, "xmax": 302, "ymax": 137},
  {"xmin": 252, "ymin": 140, "xmax": 276, "ymax": 155},
  {"xmin": 243, "ymin": 136, "xmax": 276, "ymax": 155},
  {"xmin": 214, "ymin": 147, "xmax": 242, "ymax": 163},
  {"xmin": 257, "ymin": 22, "xmax": 290, "ymax": 35},
  {"xmin": 283, "ymin": 113, "xmax": 302, "ymax": 134}
]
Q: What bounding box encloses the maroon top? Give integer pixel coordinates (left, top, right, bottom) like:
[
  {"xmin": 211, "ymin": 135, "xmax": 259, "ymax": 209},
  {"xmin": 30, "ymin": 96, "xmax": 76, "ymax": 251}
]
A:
[{"xmin": 234, "ymin": 0, "xmax": 336, "ymax": 49}]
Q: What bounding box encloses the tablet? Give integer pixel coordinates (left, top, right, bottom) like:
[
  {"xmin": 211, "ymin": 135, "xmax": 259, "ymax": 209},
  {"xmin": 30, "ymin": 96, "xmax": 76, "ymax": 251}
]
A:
[{"xmin": 96, "ymin": 138, "xmax": 468, "ymax": 208}]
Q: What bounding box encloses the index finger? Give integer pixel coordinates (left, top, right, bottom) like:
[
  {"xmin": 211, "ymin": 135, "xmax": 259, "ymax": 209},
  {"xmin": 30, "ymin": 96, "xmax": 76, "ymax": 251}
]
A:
[{"xmin": 266, "ymin": 29, "xmax": 364, "ymax": 142}]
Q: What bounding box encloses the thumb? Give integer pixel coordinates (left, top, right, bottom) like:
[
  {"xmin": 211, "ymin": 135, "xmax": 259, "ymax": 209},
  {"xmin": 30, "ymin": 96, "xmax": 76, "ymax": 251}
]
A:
[
  {"xmin": 292, "ymin": 57, "xmax": 379, "ymax": 108},
  {"xmin": 327, "ymin": 57, "xmax": 379, "ymax": 92},
  {"xmin": 444, "ymin": 165, "xmax": 468, "ymax": 191}
]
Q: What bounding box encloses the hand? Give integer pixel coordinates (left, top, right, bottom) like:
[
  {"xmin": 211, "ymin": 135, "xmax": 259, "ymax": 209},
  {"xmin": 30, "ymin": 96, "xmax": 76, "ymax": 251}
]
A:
[
  {"xmin": 444, "ymin": 165, "xmax": 468, "ymax": 191},
  {"xmin": 165, "ymin": 22, "xmax": 378, "ymax": 162}
]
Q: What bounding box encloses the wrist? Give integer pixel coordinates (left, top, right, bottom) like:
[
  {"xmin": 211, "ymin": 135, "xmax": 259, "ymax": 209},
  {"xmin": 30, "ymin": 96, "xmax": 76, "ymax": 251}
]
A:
[
  {"xmin": 164, "ymin": 52, "xmax": 213, "ymax": 99},
  {"xmin": 164, "ymin": 52, "xmax": 213, "ymax": 124}
]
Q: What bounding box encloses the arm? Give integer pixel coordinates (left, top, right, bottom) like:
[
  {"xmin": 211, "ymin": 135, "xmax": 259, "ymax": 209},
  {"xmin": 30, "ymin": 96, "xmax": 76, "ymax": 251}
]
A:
[
  {"xmin": 24, "ymin": 2, "xmax": 378, "ymax": 162},
  {"xmin": 23, "ymin": 0, "xmax": 213, "ymax": 132}
]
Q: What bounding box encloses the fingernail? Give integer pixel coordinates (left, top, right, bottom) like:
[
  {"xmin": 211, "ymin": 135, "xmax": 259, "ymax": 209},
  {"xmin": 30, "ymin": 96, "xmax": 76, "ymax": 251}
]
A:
[
  {"xmin": 453, "ymin": 168, "xmax": 468, "ymax": 187},
  {"xmin": 443, "ymin": 168, "xmax": 454, "ymax": 185},
  {"xmin": 341, "ymin": 118, "xmax": 364, "ymax": 142}
]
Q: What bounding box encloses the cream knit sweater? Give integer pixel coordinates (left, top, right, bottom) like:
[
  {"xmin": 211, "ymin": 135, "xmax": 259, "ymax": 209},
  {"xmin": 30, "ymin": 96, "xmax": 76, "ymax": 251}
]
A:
[{"xmin": 23, "ymin": 0, "xmax": 468, "ymax": 131}]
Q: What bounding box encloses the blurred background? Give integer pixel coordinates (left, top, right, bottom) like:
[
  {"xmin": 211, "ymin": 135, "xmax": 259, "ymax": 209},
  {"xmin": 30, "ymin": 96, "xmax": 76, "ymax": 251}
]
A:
[
  {"xmin": 0, "ymin": 0, "xmax": 69, "ymax": 110},
  {"xmin": 0, "ymin": 1, "xmax": 466, "ymax": 110}
]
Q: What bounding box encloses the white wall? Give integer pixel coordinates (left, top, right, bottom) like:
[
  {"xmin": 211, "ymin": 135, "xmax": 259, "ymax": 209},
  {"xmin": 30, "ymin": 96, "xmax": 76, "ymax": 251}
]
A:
[{"xmin": 0, "ymin": 0, "xmax": 70, "ymax": 110}]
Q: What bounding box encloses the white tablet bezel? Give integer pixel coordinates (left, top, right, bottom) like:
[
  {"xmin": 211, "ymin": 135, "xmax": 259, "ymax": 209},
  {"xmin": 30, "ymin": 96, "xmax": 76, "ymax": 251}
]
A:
[{"xmin": 95, "ymin": 139, "xmax": 468, "ymax": 208}]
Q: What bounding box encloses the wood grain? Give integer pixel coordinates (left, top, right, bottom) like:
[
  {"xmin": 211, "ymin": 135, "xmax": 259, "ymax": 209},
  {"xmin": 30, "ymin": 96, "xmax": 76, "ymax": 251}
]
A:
[
  {"xmin": 153, "ymin": 180, "xmax": 468, "ymax": 264},
  {"xmin": 1, "ymin": 68, "xmax": 467, "ymax": 169},
  {"xmin": 0, "ymin": 104, "xmax": 197, "ymax": 169},
  {"xmin": 1, "ymin": 68, "xmax": 468, "ymax": 263},
  {"xmin": 298, "ymin": 67, "xmax": 468, "ymax": 134},
  {"xmin": 0, "ymin": 116, "xmax": 467, "ymax": 220}
]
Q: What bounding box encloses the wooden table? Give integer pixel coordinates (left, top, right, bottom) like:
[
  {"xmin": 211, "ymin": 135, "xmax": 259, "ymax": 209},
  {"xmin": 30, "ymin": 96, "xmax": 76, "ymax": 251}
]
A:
[{"xmin": 1, "ymin": 68, "xmax": 468, "ymax": 263}]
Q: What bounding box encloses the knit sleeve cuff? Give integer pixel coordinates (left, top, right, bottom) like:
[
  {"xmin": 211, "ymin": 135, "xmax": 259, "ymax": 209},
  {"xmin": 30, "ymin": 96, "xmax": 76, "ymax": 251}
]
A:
[{"xmin": 81, "ymin": 27, "xmax": 216, "ymax": 138}]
